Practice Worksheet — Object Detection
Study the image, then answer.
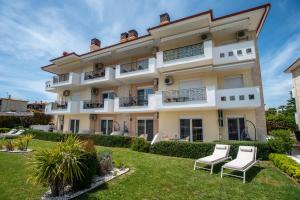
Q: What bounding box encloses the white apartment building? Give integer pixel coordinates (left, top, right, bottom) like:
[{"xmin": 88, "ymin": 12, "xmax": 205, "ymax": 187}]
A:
[{"xmin": 42, "ymin": 4, "xmax": 270, "ymax": 142}]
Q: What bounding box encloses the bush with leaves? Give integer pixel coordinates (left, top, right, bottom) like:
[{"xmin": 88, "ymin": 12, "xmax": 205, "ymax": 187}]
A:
[
  {"xmin": 5, "ymin": 139, "xmax": 15, "ymax": 151},
  {"xmin": 0, "ymin": 139, "xmax": 5, "ymax": 149},
  {"xmin": 0, "ymin": 128, "xmax": 10, "ymax": 133},
  {"xmin": 28, "ymin": 136, "xmax": 98, "ymax": 196},
  {"xmin": 15, "ymin": 134, "xmax": 33, "ymax": 151},
  {"xmin": 267, "ymin": 129, "xmax": 294, "ymax": 154},
  {"xmin": 131, "ymin": 138, "xmax": 150, "ymax": 152},
  {"xmin": 97, "ymin": 151, "xmax": 113, "ymax": 176}
]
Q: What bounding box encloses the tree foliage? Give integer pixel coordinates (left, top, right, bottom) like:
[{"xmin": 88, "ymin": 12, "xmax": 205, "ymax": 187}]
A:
[{"xmin": 266, "ymin": 91, "xmax": 297, "ymax": 132}]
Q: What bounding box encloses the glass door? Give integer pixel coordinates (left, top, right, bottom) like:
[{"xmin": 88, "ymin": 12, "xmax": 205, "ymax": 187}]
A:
[
  {"xmin": 137, "ymin": 119, "xmax": 154, "ymax": 141},
  {"xmin": 227, "ymin": 117, "xmax": 245, "ymax": 140},
  {"xmin": 180, "ymin": 118, "xmax": 203, "ymax": 142},
  {"xmin": 101, "ymin": 119, "xmax": 113, "ymax": 135},
  {"xmin": 102, "ymin": 91, "xmax": 114, "ymax": 100},
  {"xmin": 70, "ymin": 119, "xmax": 79, "ymax": 133},
  {"xmin": 137, "ymin": 88, "xmax": 153, "ymax": 106}
]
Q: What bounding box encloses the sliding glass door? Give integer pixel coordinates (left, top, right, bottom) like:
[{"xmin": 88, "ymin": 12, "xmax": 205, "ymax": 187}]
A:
[
  {"xmin": 137, "ymin": 119, "xmax": 154, "ymax": 141},
  {"xmin": 101, "ymin": 119, "xmax": 113, "ymax": 135},
  {"xmin": 227, "ymin": 117, "xmax": 245, "ymax": 140},
  {"xmin": 180, "ymin": 118, "xmax": 203, "ymax": 142},
  {"xmin": 70, "ymin": 119, "xmax": 80, "ymax": 133},
  {"xmin": 137, "ymin": 88, "xmax": 153, "ymax": 106}
]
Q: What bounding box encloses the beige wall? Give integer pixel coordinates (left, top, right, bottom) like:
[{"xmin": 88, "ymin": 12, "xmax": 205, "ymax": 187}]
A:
[
  {"xmin": 130, "ymin": 113, "xmax": 159, "ymax": 137},
  {"xmin": 159, "ymin": 110, "xmax": 219, "ymax": 142},
  {"xmin": 292, "ymin": 67, "xmax": 300, "ymax": 128}
]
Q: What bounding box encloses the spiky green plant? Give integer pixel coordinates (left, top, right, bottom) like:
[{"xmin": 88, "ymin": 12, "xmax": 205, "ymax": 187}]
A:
[
  {"xmin": 5, "ymin": 139, "xmax": 15, "ymax": 151},
  {"xmin": 27, "ymin": 135, "xmax": 88, "ymax": 196},
  {"xmin": 0, "ymin": 138, "xmax": 5, "ymax": 149}
]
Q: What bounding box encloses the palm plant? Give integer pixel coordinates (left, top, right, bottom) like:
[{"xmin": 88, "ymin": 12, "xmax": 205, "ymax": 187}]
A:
[
  {"xmin": 28, "ymin": 135, "xmax": 89, "ymax": 196},
  {"xmin": 5, "ymin": 139, "xmax": 15, "ymax": 151},
  {"xmin": 15, "ymin": 134, "xmax": 33, "ymax": 151}
]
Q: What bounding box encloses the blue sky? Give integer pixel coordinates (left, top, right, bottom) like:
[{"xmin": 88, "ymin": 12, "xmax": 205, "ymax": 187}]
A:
[{"xmin": 0, "ymin": 0, "xmax": 299, "ymax": 107}]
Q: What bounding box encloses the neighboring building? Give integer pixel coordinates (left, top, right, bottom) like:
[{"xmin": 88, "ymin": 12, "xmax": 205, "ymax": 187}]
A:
[
  {"xmin": 27, "ymin": 101, "xmax": 47, "ymax": 112},
  {"xmin": 42, "ymin": 4, "xmax": 270, "ymax": 141},
  {"xmin": 284, "ymin": 57, "xmax": 300, "ymax": 128},
  {"xmin": 0, "ymin": 96, "xmax": 33, "ymax": 116}
]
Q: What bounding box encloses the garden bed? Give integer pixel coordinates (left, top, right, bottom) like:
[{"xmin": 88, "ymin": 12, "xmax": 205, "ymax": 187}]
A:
[
  {"xmin": 0, "ymin": 148, "xmax": 33, "ymax": 153},
  {"xmin": 42, "ymin": 168, "xmax": 129, "ymax": 200}
]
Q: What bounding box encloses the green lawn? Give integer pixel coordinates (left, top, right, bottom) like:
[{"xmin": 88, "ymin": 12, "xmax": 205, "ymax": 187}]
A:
[{"xmin": 0, "ymin": 140, "xmax": 299, "ymax": 200}]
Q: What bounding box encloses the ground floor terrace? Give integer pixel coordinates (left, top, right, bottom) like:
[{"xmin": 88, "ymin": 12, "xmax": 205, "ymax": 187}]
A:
[
  {"xmin": 0, "ymin": 139, "xmax": 299, "ymax": 200},
  {"xmin": 53, "ymin": 108, "xmax": 265, "ymax": 142}
]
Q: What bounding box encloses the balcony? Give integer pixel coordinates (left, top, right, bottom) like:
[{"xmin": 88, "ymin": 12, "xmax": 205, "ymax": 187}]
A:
[
  {"xmin": 156, "ymin": 86, "xmax": 217, "ymax": 111},
  {"xmin": 81, "ymin": 67, "xmax": 117, "ymax": 87},
  {"xmin": 115, "ymin": 58, "xmax": 157, "ymax": 82},
  {"xmin": 45, "ymin": 101, "xmax": 80, "ymax": 115},
  {"xmin": 156, "ymin": 40, "xmax": 213, "ymax": 72},
  {"xmin": 213, "ymin": 40, "xmax": 256, "ymax": 67},
  {"xmin": 216, "ymin": 87, "xmax": 261, "ymax": 109},
  {"xmin": 114, "ymin": 95, "xmax": 157, "ymax": 113},
  {"xmin": 45, "ymin": 72, "xmax": 80, "ymax": 92},
  {"xmin": 80, "ymin": 99, "xmax": 114, "ymax": 113}
]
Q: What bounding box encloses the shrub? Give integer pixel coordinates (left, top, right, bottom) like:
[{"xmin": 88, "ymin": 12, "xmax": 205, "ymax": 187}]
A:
[
  {"xmin": 0, "ymin": 128, "xmax": 10, "ymax": 133},
  {"xmin": 87, "ymin": 134, "xmax": 133, "ymax": 148},
  {"xmin": 269, "ymin": 153, "xmax": 300, "ymax": 182},
  {"xmin": 28, "ymin": 135, "xmax": 97, "ymax": 196},
  {"xmin": 0, "ymin": 139, "xmax": 5, "ymax": 149},
  {"xmin": 25, "ymin": 129, "xmax": 65, "ymax": 142},
  {"xmin": 131, "ymin": 138, "xmax": 150, "ymax": 152},
  {"xmin": 5, "ymin": 139, "xmax": 15, "ymax": 151},
  {"xmin": 150, "ymin": 140, "xmax": 272, "ymax": 160},
  {"xmin": 15, "ymin": 134, "xmax": 33, "ymax": 151},
  {"xmin": 268, "ymin": 129, "xmax": 294, "ymax": 154}
]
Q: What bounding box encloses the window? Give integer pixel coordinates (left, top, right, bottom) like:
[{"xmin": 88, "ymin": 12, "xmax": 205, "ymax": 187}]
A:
[
  {"xmin": 249, "ymin": 94, "xmax": 255, "ymax": 100},
  {"xmin": 221, "ymin": 96, "xmax": 226, "ymax": 101},
  {"xmin": 101, "ymin": 119, "xmax": 113, "ymax": 135},
  {"xmin": 70, "ymin": 119, "xmax": 79, "ymax": 133},
  {"xmin": 102, "ymin": 91, "xmax": 115, "ymax": 100},
  {"xmin": 246, "ymin": 48, "xmax": 252, "ymax": 54},
  {"xmin": 220, "ymin": 53, "xmax": 225, "ymax": 58},
  {"xmin": 237, "ymin": 50, "xmax": 243, "ymax": 55},
  {"xmin": 137, "ymin": 119, "xmax": 154, "ymax": 141},
  {"xmin": 137, "ymin": 88, "xmax": 153, "ymax": 106},
  {"xmin": 239, "ymin": 95, "xmax": 245, "ymax": 100},
  {"xmin": 180, "ymin": 118, "xmax": 203, "ymax": 142},
  {"xmin": 228, "ymin": 51, "xmax": 234, "ymax": 56},
  {"xmin": 230, "ymin": 96, "xmax": 235, "ymax": 101},
  {"xmin": 224, "ymin": 76, "xmax": 244, "ymax": 89}
]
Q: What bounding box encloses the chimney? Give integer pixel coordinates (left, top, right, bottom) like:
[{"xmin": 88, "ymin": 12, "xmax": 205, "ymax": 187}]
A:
[
  {"xmin": 8, "ymin": 95, "xmax": 11, "ymax": 99},
  {"xmin": 128, "ymin": 29, "xmax": 138, "ymax": 41},
  {"xmin": 62, "ymin": 51, "xmax": 69, "ymax": 56},
  {"xmin": 160, "ymin": 13, "xmax": 170, "ymax": 25},
  {"xmin": 120, "ymin": 32, "xmax": 128, "ymax": 42},
  {"xmin": 90, "ymin": 38, "xmax": 101, "ymax": 51}
]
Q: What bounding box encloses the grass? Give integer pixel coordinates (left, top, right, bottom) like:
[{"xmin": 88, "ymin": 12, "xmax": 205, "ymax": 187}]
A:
[{"xmin": 0, "ymin": 140, "xmax": 299, "ymax": 200}]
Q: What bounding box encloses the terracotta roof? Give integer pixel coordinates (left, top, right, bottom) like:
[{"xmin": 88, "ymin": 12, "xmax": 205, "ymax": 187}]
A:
[
  {"xmin": 0, "ymin": 98, "xmax": 28, "ymax": 102},
  {"xmin": 284, "ymin": 57, "xmax": 300, "ymax": 73},
  {"xmin": 42, "ymin": 3, "xmax": 270, "ymax": 70}
]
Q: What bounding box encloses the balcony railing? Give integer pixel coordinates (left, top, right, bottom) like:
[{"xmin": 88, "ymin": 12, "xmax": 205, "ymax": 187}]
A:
[
  {"xmin": 51, "ymin": 102, "xmax": 68, "ymax": 110},
  {"xmin": 119, "ymin": 96, "xmax": 149, "ymax": 107},
  {"xmin": 162, "ymin": 88, "xmax": 207, "ymax": 103},
  {"xmin": 82, "ymin": 100, "xmax": 104, "ymax": 109},
  {"xmin": 84, "ymin": 70, "xmax": 105, "ymax": 80},
  {"xmin": 53, "ymin": 73, "xmax": 69, "ymax": 84},
  {"xmin": 163, "ymin": 43, "xmax": 204, "ymax": 62},
  {"xmin": 120, "ymin": 59, "xmax": 149, "ymax": 74}
]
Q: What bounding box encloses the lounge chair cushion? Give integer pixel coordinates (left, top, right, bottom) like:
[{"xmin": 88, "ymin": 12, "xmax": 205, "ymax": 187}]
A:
[
  {"xmin": 196, "ymin": 144, "xmax": 230, "ymax": 164},
  {"xmin": 196, "ymin": 155, "xmax": 226, "ymax": 164},
  {"xmin": 223, "ymin": 159, "xmax": 255, "ymax": 170}
]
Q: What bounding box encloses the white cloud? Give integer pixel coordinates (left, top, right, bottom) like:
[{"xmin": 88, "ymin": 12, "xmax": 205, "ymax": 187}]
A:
[{"xmin": 261, "ymin": 33, "xmax": 300, "ymax": 107}]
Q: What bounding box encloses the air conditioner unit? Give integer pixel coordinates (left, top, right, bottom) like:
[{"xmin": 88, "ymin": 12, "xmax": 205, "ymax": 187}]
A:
[
  {"xmin": 63, "ymin": 90, "xmax": 70, "ymax": 97},
  {"xmin": 91, "ymin": 88, "xmax": 99, "ymax": 95},
  {"xmin": 236, "ymin": 30, "xmax": 248, "ymax": 41},
  {"xmin": 164, "ymin": 75, "xmax": 173, "ymax": 85}
]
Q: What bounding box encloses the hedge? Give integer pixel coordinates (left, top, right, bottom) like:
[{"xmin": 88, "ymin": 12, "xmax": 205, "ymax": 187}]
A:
[
  {"xmin": 0, "ymin": 128, "xmax": 10, "ymax": 133},
  {"xmin": 269, "ymin": 153, "xmax": 300, "ymax": 182},
  {"xmin": 150, "ymin": 140, "xmax": 272, "ymax": 160},
  {"xmin": 26, "ymin": 130, "xmax": 133, "ymax": 148},
  {"xmin": 131, "ymin": 137, "xmax": 151, "ymax": 152}
]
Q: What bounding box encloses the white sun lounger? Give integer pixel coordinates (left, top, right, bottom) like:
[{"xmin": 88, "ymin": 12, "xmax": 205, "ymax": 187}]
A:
[
  {"xmin": 194, "ymin": 144, "xmax": 231, "ymax": 174},
  {"xmin": 221, "ymin": 146, "xmax": 257, "ymax": 183},
  {"xmin": 13, "ymin": 129, "xmax": 25, "ymax": 136}
]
